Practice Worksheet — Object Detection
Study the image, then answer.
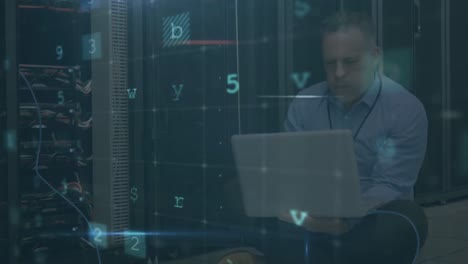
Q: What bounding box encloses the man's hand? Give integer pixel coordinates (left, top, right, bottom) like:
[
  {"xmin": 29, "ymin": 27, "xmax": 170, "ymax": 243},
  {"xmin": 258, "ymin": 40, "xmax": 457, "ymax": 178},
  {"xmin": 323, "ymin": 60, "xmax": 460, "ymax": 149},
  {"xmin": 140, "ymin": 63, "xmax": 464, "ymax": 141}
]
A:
[{"xmin": 278, "ymin": 213, "xmax": 350, "ymax": 236}]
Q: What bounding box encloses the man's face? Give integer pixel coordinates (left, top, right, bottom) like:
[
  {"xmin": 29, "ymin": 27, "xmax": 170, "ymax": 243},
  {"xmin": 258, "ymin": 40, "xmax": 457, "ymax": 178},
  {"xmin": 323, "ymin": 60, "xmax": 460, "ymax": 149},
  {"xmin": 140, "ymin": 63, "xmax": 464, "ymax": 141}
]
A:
[{"xmin": 322, "ymin": 27, "xmax": 380, "ymax": 104}]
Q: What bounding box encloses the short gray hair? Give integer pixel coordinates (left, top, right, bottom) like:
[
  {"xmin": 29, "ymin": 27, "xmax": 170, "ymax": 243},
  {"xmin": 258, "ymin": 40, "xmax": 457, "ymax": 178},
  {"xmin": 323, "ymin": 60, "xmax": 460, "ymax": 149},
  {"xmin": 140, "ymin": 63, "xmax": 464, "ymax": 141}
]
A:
[{"xmin": 320, "ymin": 11, "xmax": 376, "ymax": 48}]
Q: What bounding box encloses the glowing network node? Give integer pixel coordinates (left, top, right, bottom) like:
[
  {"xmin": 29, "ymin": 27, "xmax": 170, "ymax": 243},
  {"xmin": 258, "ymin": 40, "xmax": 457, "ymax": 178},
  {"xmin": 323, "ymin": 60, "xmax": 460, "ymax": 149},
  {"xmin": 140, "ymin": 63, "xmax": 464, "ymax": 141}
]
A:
[
  {"xmin": 294, "ymin": 0, "xmax": 311, "ymax": 18},
  {"xmin": 3, "ymin": 59, "xmax": 10, "ymax": 71},
  {"xmin": 377, "ymin": 137, "xmax": 397, "ymax": 159},
  {"xmin": 4, "ymin": 130, "xmax": 16, "ymax": 152}
]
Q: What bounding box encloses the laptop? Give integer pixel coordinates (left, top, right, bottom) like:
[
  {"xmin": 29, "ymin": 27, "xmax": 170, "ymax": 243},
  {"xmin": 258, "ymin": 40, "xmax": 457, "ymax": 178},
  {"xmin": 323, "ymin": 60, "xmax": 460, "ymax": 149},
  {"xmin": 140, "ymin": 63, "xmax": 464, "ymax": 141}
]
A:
[{"xmin": 231, "ymin": 130, "xmax": 386, "ymax": 218}]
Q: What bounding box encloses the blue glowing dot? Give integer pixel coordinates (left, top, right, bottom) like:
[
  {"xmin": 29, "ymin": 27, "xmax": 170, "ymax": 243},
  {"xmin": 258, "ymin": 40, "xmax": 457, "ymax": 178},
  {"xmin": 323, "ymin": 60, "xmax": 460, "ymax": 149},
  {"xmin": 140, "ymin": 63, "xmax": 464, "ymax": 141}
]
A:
[
  {"xmin": 377, "ymin": 137, "xmax": 397, "ymax": 159},
  {"xmin": 4, "ymin": 130, "xmax": 16, "ymax": 152},
  {"xmin": 3, "ymin": 59, "xmax": 10, "ymax": 71}
]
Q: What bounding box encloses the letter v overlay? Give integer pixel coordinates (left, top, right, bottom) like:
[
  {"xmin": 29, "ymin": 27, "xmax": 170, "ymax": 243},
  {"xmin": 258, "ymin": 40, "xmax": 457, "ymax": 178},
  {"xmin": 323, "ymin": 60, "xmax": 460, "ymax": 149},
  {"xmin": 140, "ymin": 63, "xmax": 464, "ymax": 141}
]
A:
[{"xmin": 290, "ymin": 209, "xmax": 308, "ymax": 226}]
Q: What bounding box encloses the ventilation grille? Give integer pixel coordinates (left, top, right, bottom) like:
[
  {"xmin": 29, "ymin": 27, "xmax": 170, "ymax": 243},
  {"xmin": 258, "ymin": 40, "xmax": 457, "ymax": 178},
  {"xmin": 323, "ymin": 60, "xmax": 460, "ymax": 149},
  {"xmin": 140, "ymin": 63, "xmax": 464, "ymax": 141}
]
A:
[{"xmin": 110, "ymin": 0, "xmax": 129, "ymax": 246}]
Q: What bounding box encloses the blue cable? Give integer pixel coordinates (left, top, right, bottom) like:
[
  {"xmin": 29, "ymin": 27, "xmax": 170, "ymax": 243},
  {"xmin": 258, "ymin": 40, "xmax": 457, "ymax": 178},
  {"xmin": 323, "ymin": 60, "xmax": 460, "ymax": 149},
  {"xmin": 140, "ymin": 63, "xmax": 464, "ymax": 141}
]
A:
[
  {"xmin": 20, "ymin": 71, "xmax": 102, "ymax": 264},
  {"xmin": 367, "ymin": 209, "xmax": 420, "ymax": 264}
]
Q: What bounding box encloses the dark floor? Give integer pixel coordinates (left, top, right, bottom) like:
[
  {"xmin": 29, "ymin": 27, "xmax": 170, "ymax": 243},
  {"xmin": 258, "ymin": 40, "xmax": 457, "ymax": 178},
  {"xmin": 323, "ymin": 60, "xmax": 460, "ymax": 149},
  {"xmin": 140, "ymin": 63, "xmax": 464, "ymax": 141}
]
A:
[{"xmin": 416, "ymin": 198, "xmax": 468, "ymax": 264}]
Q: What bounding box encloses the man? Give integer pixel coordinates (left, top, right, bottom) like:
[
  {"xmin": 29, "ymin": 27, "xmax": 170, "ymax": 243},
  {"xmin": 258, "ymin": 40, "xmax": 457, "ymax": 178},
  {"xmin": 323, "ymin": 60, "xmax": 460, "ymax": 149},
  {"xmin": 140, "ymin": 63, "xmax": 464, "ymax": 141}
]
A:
[{"xmin": 255, "ymin": 12, "xmax": 428, "ymax": 264}]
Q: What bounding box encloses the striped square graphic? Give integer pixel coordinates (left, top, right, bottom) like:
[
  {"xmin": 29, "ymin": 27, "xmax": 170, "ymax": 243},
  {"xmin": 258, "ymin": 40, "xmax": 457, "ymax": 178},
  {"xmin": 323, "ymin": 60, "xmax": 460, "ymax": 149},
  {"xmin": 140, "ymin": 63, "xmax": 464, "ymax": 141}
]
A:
[{"xmin": 162, "ymin": 12, "xmax": 191, "ymax": 47}]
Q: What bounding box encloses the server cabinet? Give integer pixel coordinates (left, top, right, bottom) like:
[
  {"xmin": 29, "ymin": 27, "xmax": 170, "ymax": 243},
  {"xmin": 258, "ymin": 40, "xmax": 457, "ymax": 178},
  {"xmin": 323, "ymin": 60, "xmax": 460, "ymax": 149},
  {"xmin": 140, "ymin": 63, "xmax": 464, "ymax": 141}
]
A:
[
  {"xmin": 379, "ymin": 0, "xmax": 445, "ymax": 199},
  {"xmin": 1, "ymin": 1, "xmax": 11, "ymax": 261},
  {"xmin": 380, "ymin": 0, "xmax": 468, "ymax": 203},
  {"xmin": 448, "ymin": 0, "xmax": 468, "ymax": 193},
  {"xmin": 3, "ymin": 1, "xmax": 136, "ymax": 263},
  {"xmin": 4, "ymin": 1, "xmax": 19, "ymax": 263}
]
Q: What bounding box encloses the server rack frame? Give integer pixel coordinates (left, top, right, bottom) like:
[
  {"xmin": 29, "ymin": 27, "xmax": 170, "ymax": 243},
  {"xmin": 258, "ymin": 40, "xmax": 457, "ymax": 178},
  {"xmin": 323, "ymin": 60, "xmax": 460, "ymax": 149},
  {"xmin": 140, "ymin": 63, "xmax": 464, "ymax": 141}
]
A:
[{"xmin": 5, "ymin": 0, "xmax": 19, "ymax": 263}]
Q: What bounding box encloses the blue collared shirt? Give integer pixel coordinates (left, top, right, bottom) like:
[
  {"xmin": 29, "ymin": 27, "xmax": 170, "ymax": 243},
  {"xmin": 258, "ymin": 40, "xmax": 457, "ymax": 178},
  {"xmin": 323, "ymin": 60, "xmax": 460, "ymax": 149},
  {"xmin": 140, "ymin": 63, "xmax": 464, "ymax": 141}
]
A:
[{"xmin": 284, "ymin": 75, "xmax": 428, "ymax": 203}]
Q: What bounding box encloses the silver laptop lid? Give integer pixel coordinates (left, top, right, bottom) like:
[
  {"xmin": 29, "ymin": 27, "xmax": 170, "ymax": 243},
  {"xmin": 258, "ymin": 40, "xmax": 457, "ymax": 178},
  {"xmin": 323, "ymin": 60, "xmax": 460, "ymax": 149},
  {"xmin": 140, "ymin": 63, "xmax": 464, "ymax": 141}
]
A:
[{"xmin": 231, "ymin": 130, "xmax": 366, "ymax": 218}]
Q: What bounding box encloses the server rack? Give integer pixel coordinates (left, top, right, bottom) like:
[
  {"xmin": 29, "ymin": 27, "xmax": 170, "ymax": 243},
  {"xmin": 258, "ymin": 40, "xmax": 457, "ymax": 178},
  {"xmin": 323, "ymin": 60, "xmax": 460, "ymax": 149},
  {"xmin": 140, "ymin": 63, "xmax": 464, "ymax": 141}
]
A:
[
  {"xmin": 15, "ymin": 1, "xmax": 95, "ymax": 262},
  {"xmin": 4, "ymin": 0, "xmax": 19, "ymax": 263},
  {"xmin": 379, "ymin": 0, "xmax": 468, "ymax": 204},
  {"xmin": 3, "ymin": 1, "xmax": 134, "ymax": 263},
  {"xmin": 0, "ymin": 1, "xmax": 8, "ymax": 256}
]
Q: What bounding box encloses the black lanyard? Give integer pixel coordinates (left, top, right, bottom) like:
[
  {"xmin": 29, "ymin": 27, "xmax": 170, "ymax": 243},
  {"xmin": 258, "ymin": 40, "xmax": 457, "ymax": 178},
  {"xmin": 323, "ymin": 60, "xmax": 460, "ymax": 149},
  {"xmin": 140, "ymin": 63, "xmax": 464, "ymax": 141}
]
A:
[{"xmin": 327, "ymin": 75, "xmax": 382, "ymax": 140}]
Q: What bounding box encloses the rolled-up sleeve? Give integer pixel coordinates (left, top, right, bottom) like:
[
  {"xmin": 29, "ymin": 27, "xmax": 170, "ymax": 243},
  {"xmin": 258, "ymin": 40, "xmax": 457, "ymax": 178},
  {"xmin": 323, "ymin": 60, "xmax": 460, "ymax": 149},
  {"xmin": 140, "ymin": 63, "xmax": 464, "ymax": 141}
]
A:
[{"xmin": 363, "ymin": 98, "xmax": 428, "ymax": 201}]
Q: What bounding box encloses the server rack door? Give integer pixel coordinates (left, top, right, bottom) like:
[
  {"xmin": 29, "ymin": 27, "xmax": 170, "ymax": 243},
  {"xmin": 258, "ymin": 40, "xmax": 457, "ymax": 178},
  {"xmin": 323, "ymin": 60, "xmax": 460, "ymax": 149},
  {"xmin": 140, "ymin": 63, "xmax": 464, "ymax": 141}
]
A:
[
  {"xmin": 13, "ymin": 1, "xmax": 135, "ymax": 263},
  {"xmin": 449, "ymin": 0, "xmax": 468, "ymax": 191},
  {"xmin": 412, "ymin": 0, "xmax": 446, "ymax": 198},
  {"xmin": 381, "ymin": 0, "xmax": 446, "ymax": 200},
  {"xmin": 1, "ymin": 1, "xmax": 9, "ymax": 261}
]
